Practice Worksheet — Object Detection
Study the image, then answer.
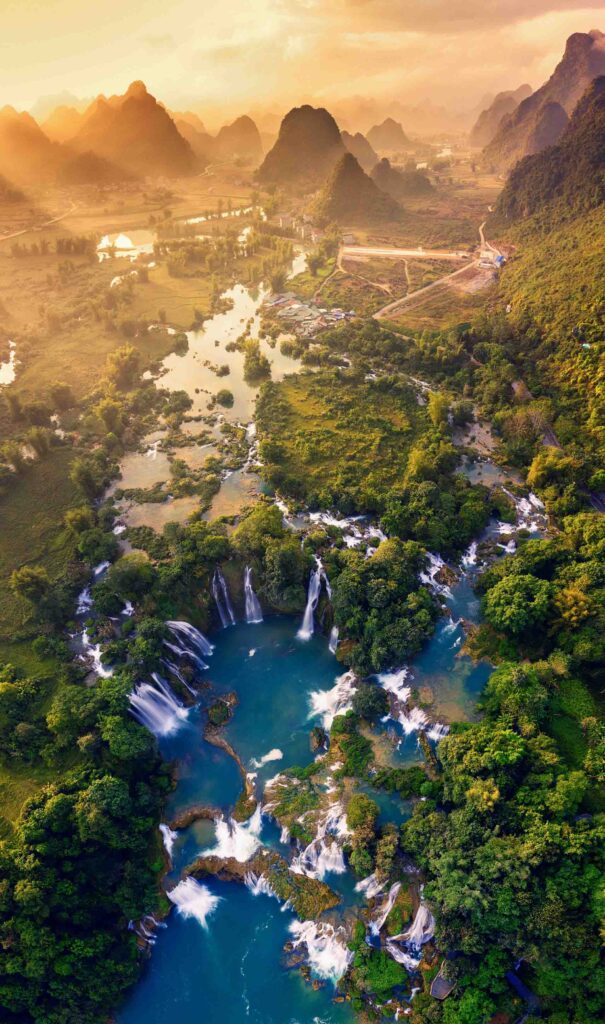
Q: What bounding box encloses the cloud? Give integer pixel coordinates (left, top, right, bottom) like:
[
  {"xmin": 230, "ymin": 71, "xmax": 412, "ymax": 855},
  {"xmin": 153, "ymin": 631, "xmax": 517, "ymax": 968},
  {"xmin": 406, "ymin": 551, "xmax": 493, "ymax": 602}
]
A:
[
  {"xmin": 322, "ymin": 0, "xmax": 602, "ymax": 33},
  {"xmin": 142, "ymin": 33, "xmax": 175, "ymax": 50}
]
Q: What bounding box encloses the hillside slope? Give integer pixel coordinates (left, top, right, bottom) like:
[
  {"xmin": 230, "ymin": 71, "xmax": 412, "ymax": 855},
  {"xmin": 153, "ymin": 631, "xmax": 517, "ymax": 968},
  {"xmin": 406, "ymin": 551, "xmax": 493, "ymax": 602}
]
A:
[
  {"xmin": 470, "ymin": 84, "xmax": 532, "ymax": 147},
  {"xmin": 257, "ymin": 105, "xmax": 345, "ymax": 187},
  {"xmin": 484, "ymin": 30, "xmax": 605, "ymax": 168},
  {"xmin": 313, "ymin": 152, "xmax": 401, "ymax": 224}
]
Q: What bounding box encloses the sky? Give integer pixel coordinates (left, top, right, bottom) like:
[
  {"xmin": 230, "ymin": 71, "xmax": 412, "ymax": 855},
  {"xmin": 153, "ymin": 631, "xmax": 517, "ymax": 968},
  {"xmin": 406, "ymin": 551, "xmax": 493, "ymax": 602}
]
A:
[{"xmin": 3, "ymin": 0, "xmax": 605, "ymax": 124}]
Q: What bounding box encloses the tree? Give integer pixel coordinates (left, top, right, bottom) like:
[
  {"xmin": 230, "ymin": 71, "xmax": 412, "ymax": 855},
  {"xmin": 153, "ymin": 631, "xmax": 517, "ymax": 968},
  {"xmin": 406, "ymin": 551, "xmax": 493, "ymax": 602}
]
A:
[
  {"xmin": 95, "ymin": 398, "xmax": 123, "ymax": 434},
  {"xmin": 484, "ymin": 574, "xmax": 551, "ymax": 637},
  {"xmin": 352, "ymin": 682, "xmax": 389, "ymax": 722},
  {"xmin": 49, "ymin": 381, "xmax": 74, "ymax": 410},
  {"xmin": 428, "ymin": 391, "xmax": 450, "ymax": 428},
  {"xmin": 105, "ymin": 345, "xmax": 140, "ymax": 389},
  {"xmin": 10, "ymin": 565, "xmax": 51, "ymax": 604}
]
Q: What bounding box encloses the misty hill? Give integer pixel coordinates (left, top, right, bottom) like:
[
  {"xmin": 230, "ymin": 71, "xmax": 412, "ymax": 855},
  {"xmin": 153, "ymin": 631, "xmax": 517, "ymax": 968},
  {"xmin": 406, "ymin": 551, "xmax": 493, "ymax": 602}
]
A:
[
  {"xmin": 71, "ymin": 81, "xmax": 197, "ymax": 178},
  {"xmin": 341, "ymin": 131, "xmax": 378, "ymax": 172},
  {"xmin": 371, "ymin": 158, "xmax": 433, "ymax": 199},
  {"xmin": 172, "ymin": 110, "xmax": 207, "ymax": 134},
  {"xmin": 313, "ymin": 152, "xmax": 401, "ymax": 224},
  {"xmin": 497, "ymin": 76, "xmax": 605, "ymax": 223},
  {"xmin": 0, "ymin": 107, "xmax": 68, "ymax": 184},
  {"xmin": 214, "ymin": 115, "xmax": 262, "ymax": 163},
  {"xmin": 174, "ymin": 119, "xmax": 214, "ymax": 165},
  {"xmin": 43, "ymin": 105, "xmax": 85, "ymax": 143},
  {"xmin": 470, "ymin": 84, "xmax": 532, "ymax": 148},
  {"xmin": 366, "ymin": 118, "xmax": 410, "ymax": 152},
  {"xmin": 484, "ymin": 30, "xmax": 605, "ymax": 169},
  {"xmin": 257, "ymin": 105, "xmax": 345, "ymax": 187}
]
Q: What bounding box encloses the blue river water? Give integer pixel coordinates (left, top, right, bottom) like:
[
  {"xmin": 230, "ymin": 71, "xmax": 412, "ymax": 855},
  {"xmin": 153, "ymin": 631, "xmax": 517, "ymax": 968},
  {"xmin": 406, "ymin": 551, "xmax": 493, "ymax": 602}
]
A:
[{"xmin": 117, "ymin": 507, "xmax": 532, "ymax": 1024}]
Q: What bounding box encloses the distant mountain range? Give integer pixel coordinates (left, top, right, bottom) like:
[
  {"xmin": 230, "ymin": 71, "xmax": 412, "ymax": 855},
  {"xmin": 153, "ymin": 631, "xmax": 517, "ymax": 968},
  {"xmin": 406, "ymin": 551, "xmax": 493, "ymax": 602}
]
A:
[
  {"xmin": 313, "ymin": 152, "xmax": 401, "ymax": 224},
  {"xmin": 470, "ymin": 84, "xmax": 532, "ymax": 148},
  {"xmin": 341, "ymin": 131, "xmax": 378, "ymax": 173},
  {"xmin": 0, "ymin": 82, "xmax": 265, "ymax": 188},
  {"xmin": 484, "ymin": 30, "xmax": 605, "ymax": 169},
  {"xmin": 497, "ymin": 75, "xmax": 605, "ymax": 222},
  {"xmin": 366, "ymin": 118, "xmax": 411, "ymax": 153}
]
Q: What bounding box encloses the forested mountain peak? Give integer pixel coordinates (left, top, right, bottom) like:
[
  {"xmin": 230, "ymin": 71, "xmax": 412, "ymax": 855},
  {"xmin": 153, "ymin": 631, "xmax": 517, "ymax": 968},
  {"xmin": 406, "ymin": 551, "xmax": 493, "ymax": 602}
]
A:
[
  {"xmin": 257, "ymin": 104, "xmax": 345, "ymax": 187},
  {"xmin": 497, "ymin": 75, "xmax": 605, "ymax": 221},
  {"xmin": 484, "ymin": 29, "xmax": 605, "ymax": 168},
  {"xmin": 313, "ymin": 151, "xmax": 401, "ymax": 223}
]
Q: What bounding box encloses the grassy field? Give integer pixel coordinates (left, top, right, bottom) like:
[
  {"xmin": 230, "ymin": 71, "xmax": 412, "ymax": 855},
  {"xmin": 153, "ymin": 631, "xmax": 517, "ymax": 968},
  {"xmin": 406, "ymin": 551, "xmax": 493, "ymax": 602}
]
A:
[{"xmin": 256, "ymin": 368, "xmax": 430, "ymax": 508}]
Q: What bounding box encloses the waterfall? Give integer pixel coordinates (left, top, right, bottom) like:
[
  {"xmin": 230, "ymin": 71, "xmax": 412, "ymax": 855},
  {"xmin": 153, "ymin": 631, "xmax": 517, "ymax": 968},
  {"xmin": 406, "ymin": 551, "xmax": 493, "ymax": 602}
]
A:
[
  {"xmin": 290, "ymin": 800, "xmax": 349, "ymax": 880},
  {"xmin": 166, "ymin": 621, "xmax": 214, "ymax": 669},
  {"xmin": 385, "ymin": 939, "xmax": 421, "ymax": 972},
  {"xmin": 399, "ymin": 706, "xmax": 429, "ymax": 734},
  {"xmin": 370, "ymin": 881, "xmax": 401, "ymax": 936},
  {"xmin": 355, "ymin": 872, "xmax": 386, "ymax": 900},
  {"xmin": 308, "ymin": 670, "xmax": 357, "ymax": 730},
  {"xmin": 212, "ymin": 568, "xmax": 236, "ymax": 627},
  {"xmin": 201, "ymin": 805, "xmax": 263, "ymax": 862},
  {"xmin": 297, "ymin": 560, "xmax": 323, "ymax": 640},
  {"xmin": 288, "ymin": 920, "xmax": 352, "ymax": 982},
  {"xmin": 76, "ymin": 586, "xmax": 93, "ymax": 615},
  {"xmin": 162, "ymin": 659, "xmax": 197, "ymax": 696},
  {"xmin": 159, "ymin": 823, "xmax": 178, "ymax": 860},
  {"xmin": 129, "ymin": 677, "xmax": 189, "ymax": 737},
  {"xmin": 81, "ymin": 629, "xmax": 113, "ymax": 678},
  {"xmin": 244, "ymin": 567, "xmax": 263, "ymax": 623},
  {"xmin": 393, "ymin": 902, "xmax": 436, "ymax": 949},
  {"xmin": 329, "ymin": 625, "xmax": 339, "ymax": 654},
  {"xmin": 244, "ymin": 872, "xmax": 277, "ymax": 899},
  {"xmin": 377, "ymin": 667, "xmax": 411, "ymax": 704},
  {"xmin": 167, "ymin": 878, "xmax": 222, "ymax": 929}
]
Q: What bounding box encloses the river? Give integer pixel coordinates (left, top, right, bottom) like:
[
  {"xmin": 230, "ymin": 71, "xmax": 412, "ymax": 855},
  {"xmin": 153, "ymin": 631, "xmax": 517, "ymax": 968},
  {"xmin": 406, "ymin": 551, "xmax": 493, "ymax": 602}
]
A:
[{"xmin": 96, "ymin": 222, "xmax": 549, "ymax": 1021}]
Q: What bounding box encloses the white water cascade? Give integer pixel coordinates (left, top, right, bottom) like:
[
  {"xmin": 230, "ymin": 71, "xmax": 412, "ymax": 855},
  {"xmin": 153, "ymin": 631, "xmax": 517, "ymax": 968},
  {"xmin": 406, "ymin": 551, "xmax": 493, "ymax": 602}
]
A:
[
  {"xmin": 167, "ymin": 878, "xmax": 222, "ymax": 929},
  {"xmin": 244, "ymin": 872, "xmax": 278, "ymax": 899},
  {"xmin": 394, "ymin": 901, "xmax": 436, "ymax": 949},
  {"xmin": 290, "ymin": 800, "xmax": 349, "ymax": 880},
  {"xmin": 308, "ymin": 670, "xmax": 357, "ymax": 730},
  {"xmin": 166, "ymin": 620, "xmax": 214, "ymax": 670},
  {"xmin": 355, "ymin": 872, "xmax": 386, "ymax": 900},
  {"xmin": 289, "ymin": 920, "xmax": 352, "ymax": 982},
  {"xmin": 212, "ymin": 568, "xmax": 236, "ymax": 628},
  {"xmin": 297, "ymin": 560, "xmax": 323, "ymax": 640},
  {"xmin": 201, "ymin": 805, "xmax": 263, "ymax": 862},
  {"xmin": 244, "ymin": 567, "xmax": 263, "ymax": 624},
  {"xmin": 129, "ymin": 677, "xmax": 189, "ymax": 737},
  {"xmin": 370, "ymin": 882, "xmax": 402, "ymax": 936},
  {"xmin": 329, "ymin": 625, "xmax": 339, "ymax": 654},
  {"xmin": 159, "ymin": 823, "xmax": 178, "ymax": 860}
]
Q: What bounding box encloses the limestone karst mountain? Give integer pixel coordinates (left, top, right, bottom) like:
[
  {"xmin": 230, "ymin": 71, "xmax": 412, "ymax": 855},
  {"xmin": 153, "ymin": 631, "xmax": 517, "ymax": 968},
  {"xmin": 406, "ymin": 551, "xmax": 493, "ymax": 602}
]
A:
[
  {"xmin": 341, "ymin": 131, "xmax": 379, "ymax": 173},
  {"xmin": 366, "ymin": 117, "xmax": 411, "ymax": 152},
  {"xmin": 484, "ymin": 30, "xmax": 605, "ymax": 168},
  {"xmin": 70, "ymin": 80, "xmax": 197, "ymax": 177},
  {"xmin": 370, "ymin": 158, "xmax": 433, "ymax": 199},
  {"xmin": 497, "ymin": 75, "xmax": 605, "ymax": 221},
  {"xmin": 470, "ymin": 84, "xmax": 532, "ymax": 148},
  {"xmin": 313, "ymin": 152, "xmax": 401, "ymax": 224},
  {"xmin": 257, "ymin": 105, "xmax": 345, "ymax": 187}
]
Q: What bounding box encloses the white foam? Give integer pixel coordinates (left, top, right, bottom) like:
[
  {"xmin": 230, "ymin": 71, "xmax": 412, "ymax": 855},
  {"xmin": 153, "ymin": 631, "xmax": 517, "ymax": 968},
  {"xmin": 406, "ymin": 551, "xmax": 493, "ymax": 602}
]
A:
[
  {"xmin": 308, "ymin": 670, "xmax": 357, "ymax": 730},
  {"xmin": 167, "ymin": 878, "xmax": 222, "ymax": 929},
  {"xmin": 289, "ymin": 920, "xmax": 352, "ymax": 982},
  {"xmin": 250, "ymin": 748, "xmax": 283, "ymax": 769}
]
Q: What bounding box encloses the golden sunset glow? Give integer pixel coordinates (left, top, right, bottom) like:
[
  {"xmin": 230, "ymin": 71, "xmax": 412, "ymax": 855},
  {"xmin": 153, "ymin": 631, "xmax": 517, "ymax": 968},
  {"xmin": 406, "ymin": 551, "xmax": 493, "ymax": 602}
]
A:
[{"xmin": 4, "ymin": 1, "xmax": 605, "ymax": 123}]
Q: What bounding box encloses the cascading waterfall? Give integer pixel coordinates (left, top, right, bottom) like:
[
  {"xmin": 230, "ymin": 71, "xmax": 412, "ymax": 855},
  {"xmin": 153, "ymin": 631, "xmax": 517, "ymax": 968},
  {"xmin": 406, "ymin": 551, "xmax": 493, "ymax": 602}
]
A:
[
  {"xmin": 290, "ymin": 800, "xmax": 349, "ymax": 880},
  {"xmin": 288, "ymin": 920, "xmax": 352, "ymax": 982},
  {"xmin": 167, "ymin": 878, "xmax": 222, "ymax": 929},
  {"xmin": 297, "ymin": 559, "xmax": 323, "ymax": 640},
  {"xmin": 244, "ymin": 567, "xmax": 263, "ymax": 624},
  {"xmin": 377, "ymin": 667, "xmax": 411, "ymax": 704},
  {"xmin": 396, "ymin": 902, "xmax": 436, "ymax": 948},
  {"xmin": 370, "ymin": 882, "xmax": 402, "ymax": 936},
  {"xmin": 162, "ymin": 659, "xmax": 196, "ymax": 696},
  {"xmin": 244, "ymin": 872, "xmax": 277, "ymax": 899},
  {"xmin": 159, "ymin": 823, "xmax": 178, "ymax": 860},
  {"xmin": 212, "ymin": 568, "xmax": 236, "ymax": 627},
  {"xmin": 166, "ymin": 620, "xmax": 214, "ymax": 670},
  {"xmin": 328, "ymin": 625, "xmax": 339, "ymax": 654},
  {"xmin": 201, "ymin": 805, "xmax": 263, "ymax": 862},
  {"xmin": 308, "ymin": 670, "xmax": 357, "ymax": 730},
  {"xmin": 355, "ymin": 872, "xmax": 387, "ymax": 900},
  {"xmin": 129, "ymin": 677, "xmax": 189, "ymax": 737}
]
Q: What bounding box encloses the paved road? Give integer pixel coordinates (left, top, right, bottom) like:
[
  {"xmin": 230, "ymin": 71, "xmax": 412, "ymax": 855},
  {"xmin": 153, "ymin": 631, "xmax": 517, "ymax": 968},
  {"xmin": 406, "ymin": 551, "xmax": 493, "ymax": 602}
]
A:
[
  {"xmin": 343, "ymin": 244, "xmax": 468, "ymax": 262},
  {"xmin": 0, "ymin": 202, "xmax": 78, "ymax": 243}
]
